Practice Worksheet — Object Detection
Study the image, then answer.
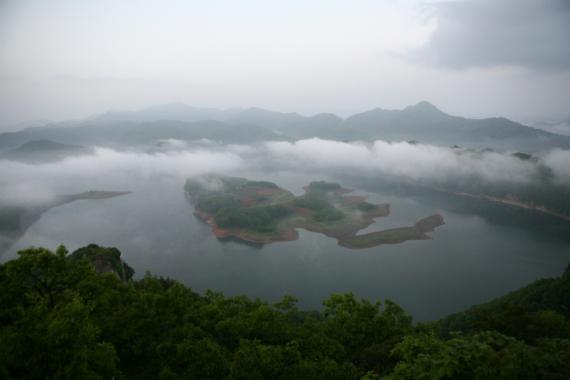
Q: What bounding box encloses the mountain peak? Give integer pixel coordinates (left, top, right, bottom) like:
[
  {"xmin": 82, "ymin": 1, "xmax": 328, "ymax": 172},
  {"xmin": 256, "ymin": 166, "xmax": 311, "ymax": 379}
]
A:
[{"xmin": 404, "ymin": 101, "xmax": 444, "ymax": 114}]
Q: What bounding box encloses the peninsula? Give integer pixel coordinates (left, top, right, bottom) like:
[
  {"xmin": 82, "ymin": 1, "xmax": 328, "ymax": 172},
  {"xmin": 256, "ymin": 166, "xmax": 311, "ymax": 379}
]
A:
[{"xmin": 0, "ymin": 191, "xmax": 131, "ymax": 255}]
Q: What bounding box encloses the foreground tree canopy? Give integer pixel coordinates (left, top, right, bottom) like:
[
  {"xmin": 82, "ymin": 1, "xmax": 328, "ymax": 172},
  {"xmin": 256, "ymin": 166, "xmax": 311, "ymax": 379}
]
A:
[{"xmin": 0, "ymin": 245, "xmax": 569, "ymax": 379}]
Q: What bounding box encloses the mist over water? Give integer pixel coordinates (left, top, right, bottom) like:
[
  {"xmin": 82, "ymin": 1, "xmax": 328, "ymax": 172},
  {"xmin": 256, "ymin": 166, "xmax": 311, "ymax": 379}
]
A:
[
  {"xmin": 2, "ymin": 138, "xmax": 568, "ymax": 206},
  {"xmin": 3, "ymin": 142, "xmax": 570, "ymax": 321}
]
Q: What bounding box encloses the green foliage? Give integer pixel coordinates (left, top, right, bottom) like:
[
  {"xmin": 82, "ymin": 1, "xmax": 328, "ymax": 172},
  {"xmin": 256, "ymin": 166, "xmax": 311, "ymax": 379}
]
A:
[
  {"xmin": 296, "ymin": 181, "xmax": 347, "ymax": 222},
  {"xmin": 385, "ymin": 332, "xmax": 570, "ymax": 380},
  {"xmin": 245, "ymin": 180, "xmax": 279, "ymax": 189},
  {"xmin": 294, "ymin": 193, "xmax": 329, "ymax": 211},
  {"xmin": 214, "ymin": 205, "xmax": 292, "ymax": 232},
  {"xmin": 2, "ymin": 245, "xmax": 570, "ymax": 379},
  {"xmin": 253, "ymin": 194, "xmax": 269, "ymax": 202},
  {"xmin": 437, "ymin": 165, "xmax": 570, "ymax": 216},
  {"xmin": 323, "ymin": 294, "xmax": 413, "ymax": 373},
  {"xmin": 313, "ymin": 207, "xmax": 345, "ymax": 222},
  {"xmin": 70, "ymin": 243, "xmax": 135, "ymax": 281},
  {"xmin": 308, "ymin": 181, "xmax": 342, "ymax": 192},
  {"xmin": 0, "ymin": 246, "xmax": 409, "ymax": 379},
  {"xmin": 195, "ymin": 193, "xmax": 241, "ymax": 214},
  {"xmin": 294, "ymin": 190, "xmax": 345, "ymax": 222},
  {"xmin": 356, "ymin": 202, "xmax": 378, "ymax": 212},
  {"xmin": 0, "ymin": 247, "xmax": 120, "ymax": 379},
  {"xmin": 187, "ymin": 176, "xmax": 292, "ymax": 232},
  {"xmin": 438, "ymin": 264, "xmax": 570, "ymax": 340}
]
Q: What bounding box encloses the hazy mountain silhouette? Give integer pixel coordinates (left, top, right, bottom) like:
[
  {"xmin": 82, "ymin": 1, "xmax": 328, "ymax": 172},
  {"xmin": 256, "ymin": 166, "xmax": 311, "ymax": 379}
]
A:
[
  {"xmin": 530, "ymin": 119, "xmax": 570, "ymax": 136},
  {"xmin": 340, "ymin": 101, "xmax": 565, "ymax": 151},
  {"xmin": 1, "ymin": 101, "xmax": 569, "ymax": 153},
  {"xmin": 0, "ymin": 139, "xmax": 93, "ymax": 162},
  {"xmin": 92, "ymin": 103, "xmax": 241, "ymax": 124}
]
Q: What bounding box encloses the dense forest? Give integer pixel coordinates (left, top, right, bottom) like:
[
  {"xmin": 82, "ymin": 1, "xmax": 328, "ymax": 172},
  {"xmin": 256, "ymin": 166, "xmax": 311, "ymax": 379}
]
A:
[
  {"xmin": 187, "ymin": 178, "xmax": 293, "ymax": 233},
  {"xmin": 1, "ymin": 245, "xmax": 569, "ymax": 379},
  {"xmin": 185, "ymin": 177, "xmax": 355, "ymax": 233},
  {"xmin": 292, "ymin": 182, "xmax": 346, "ymax": 223}
]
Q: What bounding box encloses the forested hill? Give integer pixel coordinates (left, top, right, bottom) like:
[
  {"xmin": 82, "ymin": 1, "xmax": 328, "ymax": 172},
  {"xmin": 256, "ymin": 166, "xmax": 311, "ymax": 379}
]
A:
[
  {"xmin": 1, "ymin": 245, "xmax": 569, "ymax": 379},
  {"xmin": 438, "ymin": 262, "xmax": 570, "ymax": 339}
]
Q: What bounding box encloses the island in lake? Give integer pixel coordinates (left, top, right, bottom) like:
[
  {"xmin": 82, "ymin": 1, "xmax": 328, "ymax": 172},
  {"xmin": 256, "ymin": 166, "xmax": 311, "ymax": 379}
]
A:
[{"xmin": 185, "ymin": 175, "xmax": 444, "ymax": 249}]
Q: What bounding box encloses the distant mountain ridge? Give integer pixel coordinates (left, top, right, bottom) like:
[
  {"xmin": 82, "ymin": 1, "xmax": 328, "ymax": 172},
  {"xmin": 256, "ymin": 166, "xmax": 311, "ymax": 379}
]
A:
[
  {"xmin": 530, "ymin": 119, "xmax": 570, "ymax": 136},
  {"xmin": 0, "ymin": 139, "xmax": 93, "ymax": 162},
  {"xmin": 1, "ymin": 102, "xmax": 569, "ymax": 153},
  {"xmin": 91, "ymin": 103, "xmax": 242, "ymax": 124},
  {"xmin": 341, "ymin": 102, "xmax": 564, "ymax": 152}
]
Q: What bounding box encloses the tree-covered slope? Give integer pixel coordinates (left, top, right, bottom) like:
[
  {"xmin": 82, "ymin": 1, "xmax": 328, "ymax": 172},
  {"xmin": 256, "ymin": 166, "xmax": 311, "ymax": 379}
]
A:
[
  {"xmin": 437, "ymin": 263, "xmax": 570, "ymax": 341},
  {"xmin": 0, "ymin": 245, "xmax": 569, "ymax": 379}
]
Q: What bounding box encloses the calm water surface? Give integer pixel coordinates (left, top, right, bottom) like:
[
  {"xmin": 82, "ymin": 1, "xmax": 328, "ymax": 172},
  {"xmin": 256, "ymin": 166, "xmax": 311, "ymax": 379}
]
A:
[{"xmin": 5, "ymin": 170, "xmax": 570, "ymax": 321}]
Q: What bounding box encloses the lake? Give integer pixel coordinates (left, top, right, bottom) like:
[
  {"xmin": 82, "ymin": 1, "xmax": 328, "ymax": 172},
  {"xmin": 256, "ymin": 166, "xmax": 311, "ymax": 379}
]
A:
[{"xmin": 4, "ymin": 169, "xmax": 570, "ymax": 321}]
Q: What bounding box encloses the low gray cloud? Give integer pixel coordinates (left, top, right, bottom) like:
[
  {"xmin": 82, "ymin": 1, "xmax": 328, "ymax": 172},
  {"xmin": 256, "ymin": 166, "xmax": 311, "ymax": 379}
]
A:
[
  {"xmin": 414, "ymin": 0, "xmax": 570, "ymax": 72},
  {"xmin": 263, "ymin": 139, "xmax": 538, "ymax": 184},
  {"xmin": 2, "ymin": 139, "xmax": 568, "ymax": 208},
  {"xmin": 0, "ymin": 147, "xmax": 246, "ymax": 206},
  {"xmin": 543, "ymin": 149, "xmax": 570, "ymax": 185}
]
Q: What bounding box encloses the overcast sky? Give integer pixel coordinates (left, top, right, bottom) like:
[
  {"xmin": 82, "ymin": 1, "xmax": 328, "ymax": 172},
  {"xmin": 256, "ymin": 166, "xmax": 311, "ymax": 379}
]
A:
[{"xmin": 0, "ymin": 0, "xmax": 569, "ymax": 130}]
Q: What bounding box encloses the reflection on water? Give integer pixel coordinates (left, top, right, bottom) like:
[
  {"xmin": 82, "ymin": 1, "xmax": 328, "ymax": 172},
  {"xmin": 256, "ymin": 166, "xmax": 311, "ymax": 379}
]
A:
[{"xmin": 4, "ymin": 170, "xmax": 570, "ymax": 321}]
